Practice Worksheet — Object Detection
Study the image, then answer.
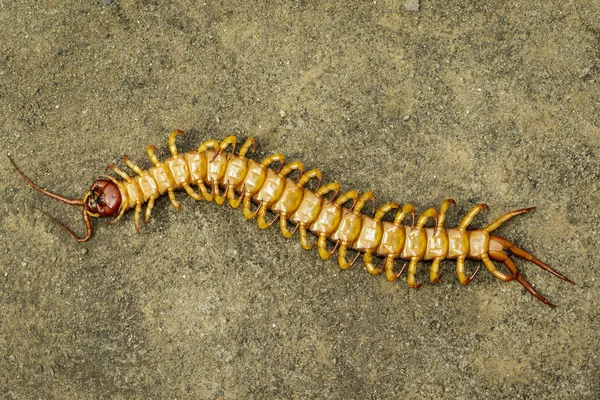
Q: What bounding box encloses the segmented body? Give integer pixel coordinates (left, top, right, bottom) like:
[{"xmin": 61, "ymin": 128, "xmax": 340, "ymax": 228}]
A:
[
  {"xmin": 102, "ymin": 130, "xmax": 565, "ymax": 294},
  {"xmin": 9, "ymin": 130, "xmax": 574, "ymax": 305}
]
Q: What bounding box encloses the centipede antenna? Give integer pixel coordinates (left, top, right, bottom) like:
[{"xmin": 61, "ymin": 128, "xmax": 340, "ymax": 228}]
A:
[
  {"xmin": 8, "ymin": 155, "xmax": 84, "ymax": 206},
  {"xmin": 36, "ymin": 207, "xmax": 93, "ymax": 242}
]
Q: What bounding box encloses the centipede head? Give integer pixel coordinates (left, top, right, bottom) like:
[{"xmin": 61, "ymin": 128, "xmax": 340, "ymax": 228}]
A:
[
  {"xmin": 85, "ymin": 179, "xmax": 122, "ymax": 218},
  {"xmin": 9, "ymin": 156, "xmax": 123, "ymax": 242}
]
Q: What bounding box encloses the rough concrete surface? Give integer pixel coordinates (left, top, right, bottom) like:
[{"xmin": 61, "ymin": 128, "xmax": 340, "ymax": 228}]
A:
[{"xmin": 1, "ymin": 1, "xmax": 599, "ymax": 399}]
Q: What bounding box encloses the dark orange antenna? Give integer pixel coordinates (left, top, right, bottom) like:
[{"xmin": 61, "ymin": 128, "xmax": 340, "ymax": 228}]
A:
[{"xmin": 8, "ymin": 155, "xmax": 93, "ymax": 242}]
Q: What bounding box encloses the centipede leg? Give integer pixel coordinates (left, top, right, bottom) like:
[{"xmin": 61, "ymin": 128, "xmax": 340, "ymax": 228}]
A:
[
  {"xmin": 415, "ymin": 207, "xmax": 438, "ymax": 229},
  {"xmin": 435, "ymin": 199, "xmax": 455, "ymax": 233},
  {"xmin": 484, "ymin": 207, "xmax": 535, "ymax": 233},
  {"xmin": 198, "ymin": 139, "xmax": 219, "ymax": 153},
  {"xmin": 504, "ymin": 257, "xmax": 556, "ymax": 307},
  {"xmin": 456, "ymin": 255, "xmax": 482, "ymax": 285},
  {"xmin": 279, "ymin": 161, "xmax": 304, "ymax": 179},
  {"xmin": 459, "ymin": 204, "xmax": 488, "ymax": 230},
  {"xmin": 183, "ymin": 182, "xmax": 203, "ymax": 201},
  {"xmin": 168, "ymin": 130, "xmax": 186, "ymax": 156},
  {"xmin": 213, "ymin": 181, "xmax": 227, "ymax": 206},
  {"xmin": 167, "ymin": 188, "xmax": 181, "ymax": 209},
  {"xmin": 481, "ymin": 254, "xmax": 514, "ymax": 282},
  {"xmin": 219, "ymin": 136, "xmax": 237, "ymax": 158},
  {"xmin": 297, "ymin": 169, "xmax": 322, "ymax": 189},
  {"xmin": 198, "ymin": 180, "xmax": 214, "ymax": 202},
  {"xmin": 363, "ymin": 250, "xmax": 383, "ymax": 275},
  {"xmin": 227, "ymin": 184, "xmax": 244, "ymax": 208},
  {"xmin": 337, "ymin": 242, "xmax": 360, "ymax": 270},
  {"xmin": 107, "ymin": 165, "xmax": 132, "ymax": 182},
  {"xmin": 257, "ymin": 203, "xmax": 279, "ymax": 229},
  {"xmin": 429, "ymin": 257, "xmax": 444, "ymax": 283},
  {"xmin": 279, "ymin": 214, "xmax": 298, "ymax": 238},
  {"xmin": 384, "ymin": 255, "xmax": 406, "ymax": 282},
  {"xmin": 124, "ymin": 155, "xmax": 144, "ymax": 176},
  {"xmin": 238, "ymin": 137, "xmax": 256, "ymax": 157},
  {"xmin": 407, "ymin": 257, "xmax": 423, "ymax": 288},
  {"xmin": 299, "ymin": 224, "xmax": 314, "ymax": 250},
  {"xmin": 146, "ymin": 145, "xmax": 161, "ymax": 166},
  {"xmin": 144, "ymin": 195, "xmax": 157, "ymax": 223},
  {"xmin": 133, "ymin": 202, "xmax": 142, "ymax": 232},
  {"xmin": 490, "ymin": 235, "xmax": 575, "ymax": 284},
  {"xmin": 317, "ymin": 234, "xmax": 339, "ymax": 261},
  {"xmin": 261, "ymin": 154, "xmax": 285, "ymax": 173},
  {"xmin": 242, "ymin": 195, "xmax": 260, "ymax": 219}
]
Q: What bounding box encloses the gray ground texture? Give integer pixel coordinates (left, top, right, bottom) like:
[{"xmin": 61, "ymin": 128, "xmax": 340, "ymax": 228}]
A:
[{"xmin": 1, "ymin": 1, "xmax": 599, "ymax": 399}]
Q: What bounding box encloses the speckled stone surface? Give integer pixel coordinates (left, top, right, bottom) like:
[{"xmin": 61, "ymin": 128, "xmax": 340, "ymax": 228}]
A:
[{"xmin": 1, "ymin": 1, "xmax": 599, "ymax": 399}]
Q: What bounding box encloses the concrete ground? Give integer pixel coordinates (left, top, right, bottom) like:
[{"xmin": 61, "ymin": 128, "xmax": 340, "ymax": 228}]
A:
[{"xmin": 1, "ymin": 1, "xmax": 598, "ymax": 399}]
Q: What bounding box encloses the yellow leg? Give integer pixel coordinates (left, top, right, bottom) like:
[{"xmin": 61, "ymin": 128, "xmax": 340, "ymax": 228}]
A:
[
  {"xmin": 374, "ymin": 202, "xmax": 400, "ymax": 221},
  {"xmin": 183, "ymin": 182, "xmax": 203, "ymax": 201},
  {"xmin": 394, "ymin": 203, "xmax": 415, "ymax": 226},
  {"xmin": 167, "ymin": 188, "xmax": 181, "ymax": 209},
  {"xmin": 337, "ymin": 242, "xmax": 360, "ymax": 270},
  {"xmin": 219, "ymin": 136, "xmax": 237, "ymax": 154},
  {"xmin": 146, "ymin": 145, "xmax": 161, "ymax": 166},
  {"xmin": 298, "ymin": 169, "xmax": 322, "ymax": 189},
  {"xmin": 279, "ymin": 214, "xmax": 298, "ymax": 238},
  {"xmin": 107, "ymin": 164, "xmax": 132, "ymax": 182},
  {"xmin": 279, "ymin": 161, "xmax": 304, "ymax": 178},
  {"xmin": 429, "ymin": 257, "xmax": 444, "ymax": 283},
  {"xmin": 456, "ymin": 256, "xmax": 482, "ymax": 285},
  {"xmin": 384, "ymin": 255, "xmax": 406, "ymax": 282},
  {"xmin": 133, "ymin": 202, "xmax": 142, "ymax": 232},
  {"xmin": 354, "ymin": 192, "xmax": 375, "ymax": 215},
  {"xmin": 363, "ymin": 250, "xmax": 383, "ymax": 275},
  {"xmin": 335, "ymin": 190, "xmax": 359, "ymax": 209},
  {"xmin": 213, "ymin": 182, "xmax": 226, "ymax": 205},
  {"xmin": 168, "ymin": 130, "xmax": 186, "ymax": 156},
  {"xmin": 299, "ymin": 224, "xmax": 313, "ymax": 250},
  {"xmin": 436, "ymin": 199, "xmax": 456, "ymax": 232},
  {"xmin": 261, "ymin": 153, "xmax": 285, "ymax": 172},
  {"xmin": 257, "ymin": 203, "xmax": 278, "ymax": 229},
  {"xmin": 198, "ymin": 180, "xmax": 213, "ymax": 202},
  {"xmin": 459, "ymin": 204, "xmax": 488, "ymax": 230},
  {"xmin": 415, "ymin": 208, "xmax": 438, "ymax": 229},
  {"xmin": 227, "ymin": 184, "xmax": 243, "ymax": 208},
  {"xmin": 198, "ymin": 139, "xmax": 219, "ymax": 153},
  {"xmin": 144, "ymin": 196, "xmax": 156, "ymax": 222},
  {"xmin": 242, "ymin": 195, "xmax": 258, "ymax": 220},
  {"xmin": 124, "ymin": 155, "xmax": 144, "ymax": 176},
  {"xmin": 316, "ymin": 182, "xmax": 340, "ymax": 199},
  {"xmin": 484, "ymin": 207, "xmax": 536, "ymax": 233},
  {"xmin": 318, "ymin": 234, "xmax": 338, "ymax": 260},
  {"xmin": 407, "ymin": 257, "xmax": 423, "ymax": 288},
  {"xmin": 481, "ymin": 254, "xmax": 513, "ymax": 282},
  {"xmin": 239, "ymin": 137, "xmax": 256, "ymax": 157}
]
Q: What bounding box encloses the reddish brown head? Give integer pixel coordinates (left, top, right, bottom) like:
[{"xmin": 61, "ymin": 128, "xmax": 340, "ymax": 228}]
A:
[
  {"xmin": 9, "ymin": 156, "xmax": 123, "ymax": 242},
  {"xmin": 85, "ymin": 179, "xmax": 122, "ymax": 218}
]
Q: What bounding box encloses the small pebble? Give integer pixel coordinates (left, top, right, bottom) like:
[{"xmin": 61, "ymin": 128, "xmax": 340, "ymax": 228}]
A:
[{"xmin": 404, "ymin": 0, "xmax": 420, "ymax": 12}]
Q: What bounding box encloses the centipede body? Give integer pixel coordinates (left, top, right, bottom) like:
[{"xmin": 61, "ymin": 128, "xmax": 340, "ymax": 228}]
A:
[{"xmin": 8, "ymin": 130, "xmax": 575, "ymax": 307}]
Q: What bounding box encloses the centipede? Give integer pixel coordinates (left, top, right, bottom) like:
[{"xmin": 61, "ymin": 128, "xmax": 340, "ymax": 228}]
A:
[{"xmin": 9, "ymin": 130, "xmax": 575, "ymax": 307}]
